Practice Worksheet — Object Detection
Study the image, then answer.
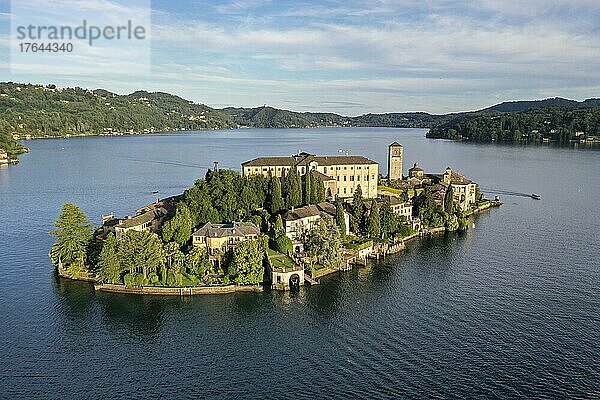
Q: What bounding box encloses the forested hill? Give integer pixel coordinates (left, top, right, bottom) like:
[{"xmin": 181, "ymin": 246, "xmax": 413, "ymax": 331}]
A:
[
  {"xmin": 0, "ymin": 83, "xmax": 234, "ymax": 140},
  {"xmin": 427, "ymin": 106, "xmax": 600, "ymax": 143},
  {"xmin": 2, "ymin": 82, "xmax": 599, "ymax": 163},
  {"xmin": 0, "ymin": 82, "xmax": 450, "ymax": 145},
  {"xmin": 483, "ymin": 97, "xmax": 600, "ymax": 113},
  {"xmin": 221, "ymin": 106, "xmax": 443, "ymax": 128}
]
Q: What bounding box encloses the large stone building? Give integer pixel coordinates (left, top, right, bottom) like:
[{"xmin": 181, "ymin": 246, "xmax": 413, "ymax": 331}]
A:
[
  {"xmin": 388, "ymin": 142, "xmax": 403, "ymax": 180},
  {"xmin": 241, "ymin": 152, "xmax": 379, "ymax": 199}
]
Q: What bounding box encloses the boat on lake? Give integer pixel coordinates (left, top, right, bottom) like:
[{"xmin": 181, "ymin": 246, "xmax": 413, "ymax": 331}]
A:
[{"xmin": 531, "ymin": 194, "xmax": 541, "ymax": 200}]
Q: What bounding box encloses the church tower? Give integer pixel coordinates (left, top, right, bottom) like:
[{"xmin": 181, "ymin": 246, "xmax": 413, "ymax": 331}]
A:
[{"xmin": 388, "ymin": 142, "xmax": 403, "ymax": 180}]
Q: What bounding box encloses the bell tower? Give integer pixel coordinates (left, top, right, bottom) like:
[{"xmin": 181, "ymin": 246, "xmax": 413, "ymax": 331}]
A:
[{"xmin": 388, "ymin": 142, "xmax": 403, "ymax": 180}]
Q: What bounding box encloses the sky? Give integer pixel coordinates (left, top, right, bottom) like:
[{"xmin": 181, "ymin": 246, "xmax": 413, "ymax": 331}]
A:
[{"xmin": 1, "ymin": 0, "xmax": 599, "ymax": 115}]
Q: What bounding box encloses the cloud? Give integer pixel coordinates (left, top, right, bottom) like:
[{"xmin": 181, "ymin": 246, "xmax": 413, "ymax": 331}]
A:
[{"xmin": 4, "ymin": 0, "xmax": 600, "ymax": 114}]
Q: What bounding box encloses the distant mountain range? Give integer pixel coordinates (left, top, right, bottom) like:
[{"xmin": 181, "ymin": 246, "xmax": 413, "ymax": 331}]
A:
[{"xmin": 1, "ymin": 82, "xmax": 599, "ymax": 163}]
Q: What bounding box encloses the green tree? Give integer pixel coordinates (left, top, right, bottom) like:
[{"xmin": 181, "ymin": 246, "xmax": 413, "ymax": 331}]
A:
[
  {"xmin": 284, "ymin": 168, "xmax": 302, "ymax": 209},
  {"xmin": 162, "ymin": 202, "xmax": 194, "ymax": 246},
  {"xmin": 49, "ymin": 203, "xmax": 93, "ymax": 269},
  {"xmin": 97, "ymin": 233, "xmax": 121, "ymax": 283},
  {"xmin": 311, "ymin": 170, "xmax": 326, "ymax": 203},
  {"xmin": 271, "ymin": 215, "xmax": 293, "ymax": 255},
  {"xmin": 379, "ymin": 200, "xmax": 397, "ymax": 240},
  {"xmin": 303, "ymin": 215, "xmax": 343, "ymax": 270},
  {"xmin": 227, "ymin": 237, "xmax": 266, "ymax": 284},
  {"xmin": 444, "ymin": 186, "xmax": 455, "ymax": 214},
  {"xmin": 352, "ymin": 185, "xmax": 364, "ymax": 232},
  {"xmin": 119, "ymin": 231, "xmax": 165, "ymax": 279},
  {"xmin": 185, "ymin": 246, "xmax": 212, "ymax": 279},
  {"xmin": 268, "ymin": 176, "xmax": 284, "ymax": 214},
  {"xmin": 367, "ymin": 199, "xmax": 381, "ymax": 238},
  {"xmin": 303, "ymin": 170, "xmax": 313, "ymax": 204},
  {"xmin": 335, "ymin": 201, "xmax": 346, "ymax": 235}
]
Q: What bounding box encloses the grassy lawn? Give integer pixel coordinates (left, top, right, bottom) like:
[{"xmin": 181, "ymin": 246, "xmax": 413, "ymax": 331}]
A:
[{"xmin": 267, "ymin": 249, "xmax": 297, "ymax": 270}]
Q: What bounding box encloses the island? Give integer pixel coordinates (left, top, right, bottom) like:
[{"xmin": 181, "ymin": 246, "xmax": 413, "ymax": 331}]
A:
[{"xmin": 49, "ymin": 143, "xmax": 501, "ymax": 294}]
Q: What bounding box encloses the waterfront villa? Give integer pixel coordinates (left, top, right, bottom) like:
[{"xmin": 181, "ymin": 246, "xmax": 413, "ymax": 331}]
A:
[
  {"xmin": 113, "ymin": 208, "xmax": 167, "ymax": 239},
  {"xmin": 241, "ymin": 151, "xmax": 379, "ymax": 199},
  {"xmin": 282, "ymin": 202, "xmax": 351, "ymax": 252},
  {"xmin": 192, "ymin": 221, "xmax": 261, "ymax": 265}
]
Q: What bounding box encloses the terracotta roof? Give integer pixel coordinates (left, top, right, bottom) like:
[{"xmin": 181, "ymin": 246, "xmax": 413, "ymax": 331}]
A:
[
  {"xmin": 242, "ymin": 153, "xmax": 377, "ymax": 167},
  {"xmin": 193, "ymin": 221, "xmax": 260, "ymax": 238},
  {"xmin": 282, "ymin": 202, "xmax": 339, "ymax": 221},
  {"xmin": 311, "ymin": 170, "xmax": 334, "ymax": 181},
  {"xmin": 117, "ymin": 209, "xmax": 164, "ymax": 229},
  {"xmin": 389, "ymin": 142, "xmax": 403, "ymax": 147},
  {"xmin": 449, "ymin": 172, "xmax": 473, "ymax": 185}
]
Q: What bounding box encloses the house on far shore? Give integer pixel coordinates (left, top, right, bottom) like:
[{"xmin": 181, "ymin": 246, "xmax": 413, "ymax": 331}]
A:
[
  {"xmin": 282, "ymin": 202, "xmax": 351, "ymax": 253},
  {"xmin": 192, "ymin": 221, "xmax": 261, "ymax": 266}
]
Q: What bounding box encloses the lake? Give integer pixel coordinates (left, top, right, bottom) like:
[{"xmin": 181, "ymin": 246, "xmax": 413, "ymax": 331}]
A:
[{"xmin": 0, "ymin": 128, "xmax": 598, "ymax": 399}]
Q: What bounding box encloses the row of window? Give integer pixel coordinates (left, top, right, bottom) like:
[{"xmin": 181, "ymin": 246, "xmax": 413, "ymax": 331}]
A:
[
  {"xmin": 248, "ymin": 165, "xmax": 374, "ymax": 175},
  {"xmin": 336, "ymin": 175, "xmax": 375, "ymax": 182}
]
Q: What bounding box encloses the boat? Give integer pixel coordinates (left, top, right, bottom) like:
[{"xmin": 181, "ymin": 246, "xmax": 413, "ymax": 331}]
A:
[
  {"xmin": 531, "ymin": 194, "xmax": 541, "ymax": 200},
  {"xmin": 152, "ymin": 190, "xmax": 159, "ymax": 194}
]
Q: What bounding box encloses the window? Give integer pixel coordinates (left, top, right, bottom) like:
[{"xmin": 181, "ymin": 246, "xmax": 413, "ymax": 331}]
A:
[
  {"xmin": 350, "ymin": 188, "xmax": 353, "ymax": 193},
  {"xmin": 324, "ymin": 167, "xmax": 327, "ymax": 174},
  {"xmin": 337, "ymin": 188, "xmax": 340, "ymax": 194},
  {"xmin": 343, "ymin": 188, "xmax": 346, "ymax": 194},
  {"xmin": 357, "ymin": 176, "xmax": 361, "ymax": 181},
  {"xmin": 350, "ymin": 176, "xmax": 354, "ymax": 181},
  {"xmin": 343, "ymin": 176, "xmax": 347, "ymax": 181},
  {"xmin": 372, "ymin": 175, "xmax": 375, "ymax": 180},
  {"xmin": 366, "ymin": 175, "xmax": 369, "ymax": 181},
  {"xmin": 337, "ymin": 176, "xmax": 340, "ymax": 181}
]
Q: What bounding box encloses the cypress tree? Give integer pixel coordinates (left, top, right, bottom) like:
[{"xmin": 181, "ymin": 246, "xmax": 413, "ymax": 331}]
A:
[
  {"xmin": 352, "ymin": 185, "xmax": 364, "ymax": 232},
  {"xmin": 444, "ymin": 185, "xmax": 454, "ymax": 214},
  {"xmin": 312, "ymin": 170, "xmax": 326, "ymax": 203},
  {"xmin": 285, "ymin": 168, "xmax": 302, "ymax": 209},
  {"xmin": 269, "ymin": 176, "xmax": 284, "ymax": 214},
  {"xmin": 367, "ymin": 199, "xmax": 381, "ymax": 238},
  {"xmin": 335, "ymin": 201, "xmax": 346, "ymax": 235},
  {"xmin": 303, "ymin": 170, "xmax": 312, "ymax": 205}
]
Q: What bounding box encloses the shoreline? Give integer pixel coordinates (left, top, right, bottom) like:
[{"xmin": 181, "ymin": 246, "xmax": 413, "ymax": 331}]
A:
[
  {"xmin": 95, "ymin": 283, "xmax": 264, "ymax": 296},
  {"xmin": 57, "ymin": 200, "xmax": 502, "ymax": 294}
]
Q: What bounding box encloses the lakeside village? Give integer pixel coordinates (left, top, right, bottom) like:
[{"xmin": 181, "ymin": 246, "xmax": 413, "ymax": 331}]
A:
[{"xmin": 50, "ymin": 142, "xmax": 501, "ymax": 294}]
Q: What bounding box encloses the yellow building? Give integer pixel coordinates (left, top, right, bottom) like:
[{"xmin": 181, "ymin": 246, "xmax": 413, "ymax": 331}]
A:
[
  {"xmin": 241, "ymin": 152, "xmax": 379, "ymax": 199},
  {"xmin": 192, "ymin": 222, "xmax": 261, "ymax": 263}
]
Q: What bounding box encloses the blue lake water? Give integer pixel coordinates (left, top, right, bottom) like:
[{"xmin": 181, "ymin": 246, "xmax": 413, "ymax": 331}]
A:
[{"xmin": 0, "ymin": 128, "xmax": 598, "ymax": 399}]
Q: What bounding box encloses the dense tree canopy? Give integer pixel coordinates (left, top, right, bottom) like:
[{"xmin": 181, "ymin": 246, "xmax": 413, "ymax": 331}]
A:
[{"xmin": 49, "ymin": 203, "xmax": 93, "ymax": 269}]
